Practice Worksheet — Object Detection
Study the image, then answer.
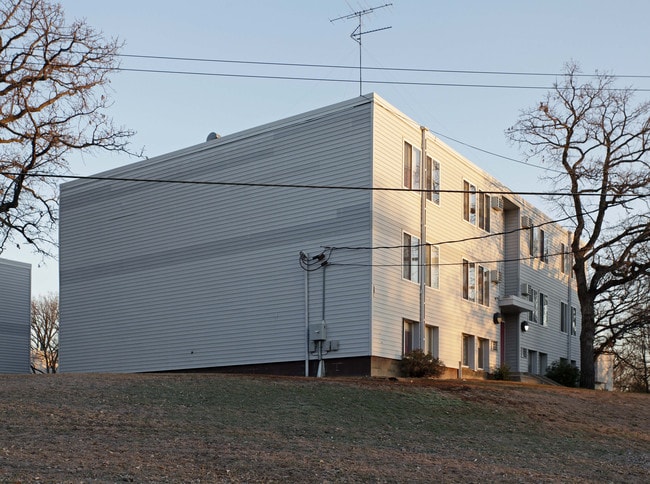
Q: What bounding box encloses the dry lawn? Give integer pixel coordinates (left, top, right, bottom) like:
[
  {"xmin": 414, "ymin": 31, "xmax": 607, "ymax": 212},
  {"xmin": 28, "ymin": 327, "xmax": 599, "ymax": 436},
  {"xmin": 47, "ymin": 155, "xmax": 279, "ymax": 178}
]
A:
[{"xmin": 0, "ymin": 373, "xmax": 648, "ymax": 483}]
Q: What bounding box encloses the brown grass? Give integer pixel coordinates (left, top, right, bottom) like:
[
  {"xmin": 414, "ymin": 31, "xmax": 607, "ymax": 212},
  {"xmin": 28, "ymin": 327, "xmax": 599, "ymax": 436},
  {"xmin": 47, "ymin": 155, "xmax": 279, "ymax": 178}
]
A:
[{"xmin": 0, "ymin": 373, "xmax": 648, "ymax": 483}]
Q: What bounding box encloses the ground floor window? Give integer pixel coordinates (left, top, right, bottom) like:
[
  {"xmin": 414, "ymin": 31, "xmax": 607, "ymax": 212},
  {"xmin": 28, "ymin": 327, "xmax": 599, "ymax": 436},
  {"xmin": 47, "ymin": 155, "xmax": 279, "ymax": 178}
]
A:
[
  {"xmin": 477, "ymin": 338, "xmax": 489, "ymax": 370},
  {"xmin": 425, "ymin": 325, "xmax": 439, "ymax": 358},
  {"xmin": 462, "ymin": 334, "xmax": 475, "ymax": 368},
  {"xmin": 403, "ymin": 319, "xmax": 418, "ymax": 354}
]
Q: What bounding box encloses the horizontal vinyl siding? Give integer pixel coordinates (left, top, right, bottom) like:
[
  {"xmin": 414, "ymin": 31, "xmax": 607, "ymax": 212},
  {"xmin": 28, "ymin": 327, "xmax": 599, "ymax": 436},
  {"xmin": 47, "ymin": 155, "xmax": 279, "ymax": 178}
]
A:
[
  {"xmin": 0, "ymin": 259, "xmax": 31, "ymax": 373},
  {"xmin": 371, "ymin": 100, "xmax": 504, "ymax": 371},
  {"xmin": 370, "ymin": 95, "xmax": 579, "ymax": 374},
  {"xmin": 60, "ymin": 99, "xmax": 374, "ymax": 373},
  {"xmin": 518, "ymin": 214, "xmax": 581, "ymax": 369}
]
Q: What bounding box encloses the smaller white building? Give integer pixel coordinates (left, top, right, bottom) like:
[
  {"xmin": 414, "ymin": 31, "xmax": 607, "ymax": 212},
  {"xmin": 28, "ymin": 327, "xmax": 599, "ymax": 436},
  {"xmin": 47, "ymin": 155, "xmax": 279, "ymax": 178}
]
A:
[{"xmin": 0, "ymin": 258, "xmax": 31, "ymax": 373}]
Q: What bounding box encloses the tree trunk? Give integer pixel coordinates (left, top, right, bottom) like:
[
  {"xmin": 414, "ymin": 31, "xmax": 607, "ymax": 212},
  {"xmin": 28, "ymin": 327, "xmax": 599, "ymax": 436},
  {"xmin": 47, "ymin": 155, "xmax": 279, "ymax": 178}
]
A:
[{"xmin": 579, "ymin": 300, "xmax": 596, "ymax": 389}]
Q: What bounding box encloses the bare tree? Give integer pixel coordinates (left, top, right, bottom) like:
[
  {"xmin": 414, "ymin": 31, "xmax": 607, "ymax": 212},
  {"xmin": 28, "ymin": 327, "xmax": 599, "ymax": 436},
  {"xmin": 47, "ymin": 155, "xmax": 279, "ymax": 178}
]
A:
[
  {"xmin": 0, "ymin": 0, "xmax": 137, "ymax": 254},
  {"xmin": 31, "ymin": 292, "xmax": 58, "ymax": 373},
  {"xmin": 507, "ymin": 62, "xmax": 650, "ymax": 388},
  {"xmin": 613, "ymin": 325, "xmax": 650, "ymax": 393}
]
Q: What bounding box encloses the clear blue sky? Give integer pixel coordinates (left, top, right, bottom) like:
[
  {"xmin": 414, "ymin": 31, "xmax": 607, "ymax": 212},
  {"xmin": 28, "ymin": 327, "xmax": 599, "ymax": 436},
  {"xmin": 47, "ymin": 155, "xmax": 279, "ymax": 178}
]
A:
[{"xmin": 6, "ymin": 0, "xmax": 650, "ymax": 296}]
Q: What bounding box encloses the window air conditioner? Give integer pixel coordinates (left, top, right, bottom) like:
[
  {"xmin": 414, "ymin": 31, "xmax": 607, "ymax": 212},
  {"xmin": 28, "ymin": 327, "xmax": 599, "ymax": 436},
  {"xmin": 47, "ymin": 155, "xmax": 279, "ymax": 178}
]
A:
[
  {"xmin": 491, "ymin": 196, "xmax": 504, "ymax": 211},
  {"xmin": 490, "ymin": 270, "xmax": 501, "ymax": 283},
  {"xmin": 520, "ymin": 283, "xmax": 532, "ymax": 297},
  {"xmin": 521, "ymin": 215, "xmax": 532, "ymax": 227}
]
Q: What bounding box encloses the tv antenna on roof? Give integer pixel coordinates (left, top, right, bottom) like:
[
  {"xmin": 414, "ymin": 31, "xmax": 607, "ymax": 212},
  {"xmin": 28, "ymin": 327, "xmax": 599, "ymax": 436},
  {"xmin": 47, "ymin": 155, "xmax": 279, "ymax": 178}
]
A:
[{"xmin": 330, "ymin": 3, "xmax": 392, "ymax": 96}]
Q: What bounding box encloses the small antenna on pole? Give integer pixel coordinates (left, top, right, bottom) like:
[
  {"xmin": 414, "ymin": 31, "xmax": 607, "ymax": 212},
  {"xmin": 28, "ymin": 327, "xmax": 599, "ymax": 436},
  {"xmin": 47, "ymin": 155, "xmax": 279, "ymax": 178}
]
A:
[{"xmin": 330, "ymin": 3, "xmax": 392, "ymax": 96}]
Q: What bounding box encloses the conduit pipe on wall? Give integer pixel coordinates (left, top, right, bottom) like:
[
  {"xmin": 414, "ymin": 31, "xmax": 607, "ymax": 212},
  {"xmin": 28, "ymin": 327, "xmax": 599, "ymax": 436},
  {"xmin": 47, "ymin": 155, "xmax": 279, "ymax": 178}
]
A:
[
  {"xmin": 304, "ymin": 252, "xmax": 310, "ymax": 377},
  {"xmin": 419, "ymin": 126, "xmax": 429, "ymax": 351}
]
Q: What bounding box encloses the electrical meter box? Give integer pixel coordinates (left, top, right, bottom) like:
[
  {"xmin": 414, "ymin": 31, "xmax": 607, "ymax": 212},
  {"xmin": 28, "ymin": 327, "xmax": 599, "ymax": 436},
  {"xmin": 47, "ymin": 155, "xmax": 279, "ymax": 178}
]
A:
[{"xmin": 309, "ymin": 322, "xmax": 327, "ymax": 341}]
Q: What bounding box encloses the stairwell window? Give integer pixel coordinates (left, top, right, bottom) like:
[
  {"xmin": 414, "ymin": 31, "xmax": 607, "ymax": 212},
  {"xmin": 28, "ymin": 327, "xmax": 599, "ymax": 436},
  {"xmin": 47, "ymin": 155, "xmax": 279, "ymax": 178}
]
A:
[
  {"xmin": 403, "ymin": 141, "xmax": 421, "ymax": 190},
  {"xmin": 561, "ymin": 302, "xmax": 568, "ymax": 333}
]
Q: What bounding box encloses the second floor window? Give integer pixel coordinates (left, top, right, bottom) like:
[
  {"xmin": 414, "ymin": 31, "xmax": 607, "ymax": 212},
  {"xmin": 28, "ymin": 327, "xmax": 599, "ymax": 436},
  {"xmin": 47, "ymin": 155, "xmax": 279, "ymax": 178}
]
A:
[
  {"xmin": 403, "ymin": 233, "xmax": 437, "ymax": 288},
  {"xmin": 426, "ymin": 156, "xmax": 440, "ymax": 204},
  {"xmin": 463, "ymin": 181, "xmax": 477, "ymax": 225},
  {"xmin": 403, "ymin": 141, "xmax": 421, "ymax": 190}
]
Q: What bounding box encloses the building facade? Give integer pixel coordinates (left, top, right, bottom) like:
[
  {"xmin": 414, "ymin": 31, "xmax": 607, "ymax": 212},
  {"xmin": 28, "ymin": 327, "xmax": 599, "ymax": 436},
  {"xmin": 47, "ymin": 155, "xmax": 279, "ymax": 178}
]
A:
[
  {"xmin": 59, "ymin": 94, "xmax": 580, "ymax": 376},
  {"xmin": 0, "ymin": 258, "xmax": 31, "ymax": 373}
]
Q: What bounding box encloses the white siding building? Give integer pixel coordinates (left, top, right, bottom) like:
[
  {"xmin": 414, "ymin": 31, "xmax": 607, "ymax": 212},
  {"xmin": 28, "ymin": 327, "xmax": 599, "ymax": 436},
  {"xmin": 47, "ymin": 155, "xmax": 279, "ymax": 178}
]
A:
[
  {"xmin": 59, "ymin": 94, "xmax": 580, "ymax": 377},
  {"xmin": 0, "ymin": 258, "xmax": 31, "ymax": 373}
]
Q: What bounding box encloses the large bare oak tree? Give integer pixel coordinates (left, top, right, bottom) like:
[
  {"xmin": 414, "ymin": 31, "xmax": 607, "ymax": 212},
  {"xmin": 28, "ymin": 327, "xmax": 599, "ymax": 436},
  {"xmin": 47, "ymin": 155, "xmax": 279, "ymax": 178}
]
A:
[
  {"xmin": 0, "ymin": 0, "xmax": 135, "ymax": 254},
  {"xmin": 507, "ymin": 63, "xmax": 650, "ymax": 389}
]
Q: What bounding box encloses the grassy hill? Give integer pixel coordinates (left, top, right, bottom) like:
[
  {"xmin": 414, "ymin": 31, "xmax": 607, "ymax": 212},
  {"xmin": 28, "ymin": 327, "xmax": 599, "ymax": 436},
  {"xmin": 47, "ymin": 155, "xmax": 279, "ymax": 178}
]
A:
[{"xmin": 0, "ymin": 373, "xmax": 648, "ymax": 482}]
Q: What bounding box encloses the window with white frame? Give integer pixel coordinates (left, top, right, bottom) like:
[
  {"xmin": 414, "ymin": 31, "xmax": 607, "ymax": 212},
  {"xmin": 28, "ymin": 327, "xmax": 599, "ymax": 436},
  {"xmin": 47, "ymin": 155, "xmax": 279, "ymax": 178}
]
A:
[
  {"xmin": 463, "ymin": 181, "xmax": 477, "ymax": 225},
  {"xmin": 462, "ymin": 259, "xmax": 476, "ymax": 302},
  {"xmin": 463, "ymin": 260, "xmax": 489, "ymax": 306},
  {"xmin": 427, "ymin": 245, "xmax": 440, "ymax": 289},
  {"xmin": 463, "ymin": 181, "xmax": 490, "ymax": 231},
  {"xmin": 571, "ymin": 306, "xmax": 577, "ymax": 335},
  {"xmin": 426, "ymin": 156, "xmax": 440, "ymax": 204},
  {"xmin": 403, "ymin": 319, "xmax": 418, "ymax": 354},
  {"xmin": 478, "ymin": 192, "xmax": 491, "ymax": 232},
  {"xmin": 477, "ymin": 338, "xmax": 489, "ymax": 370},
  {"xmin": 402, "ymin": 233, "xmax": 420, "ymax": 283},
  {"xmin": 403, "ymin": 233, "xmax": 437, "ymax": 288},
  {"xmin": 539, "ymin": 292, "xmax": 548, "ymax": 325},
  {"xmin": 425, "ymin": 325, "xmax": 439, "ymax": 358},
  {"xmin": 529, "ymin": 224, "xmax": 537, "ymax": 257},
  {"xmin": 528, "ymin": 288, "xmax": 539, "ymax": 323},
  {"xmin": 462, "ymin": 334, "xmax": 475, "ymax": 368},
  {"xmin": 403, "ymin": 141, "xmax": 421, "ymax": 190},
  {"xmin": 477, "ymin": 266, "xmax": 490, "ymax": 307},
  {"xmin": 560, "ymin": 301, "xmax": 568, "ymax": 333},
  {"xmin": 539, "ymin": 228, "xmax": 548, "ymax": 262}
]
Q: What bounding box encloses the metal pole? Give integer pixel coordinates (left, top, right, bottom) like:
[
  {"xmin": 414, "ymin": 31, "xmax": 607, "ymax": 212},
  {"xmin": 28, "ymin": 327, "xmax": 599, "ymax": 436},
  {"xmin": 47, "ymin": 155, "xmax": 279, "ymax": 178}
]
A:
[
  {"xmin": 419, "ymin": 127, "xmax": 428, "ymax": 350},
  {"xmin": 304, "ymin": 252, "xmax": 310, "ymax": 377}
]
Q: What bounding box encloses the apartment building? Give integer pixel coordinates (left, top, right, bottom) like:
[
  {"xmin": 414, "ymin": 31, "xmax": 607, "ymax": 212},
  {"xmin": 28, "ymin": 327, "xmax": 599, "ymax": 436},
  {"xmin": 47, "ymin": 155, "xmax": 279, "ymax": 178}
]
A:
[{"xmin": 59, "ymin": 93, "xmax": 580, "ymax": 376}]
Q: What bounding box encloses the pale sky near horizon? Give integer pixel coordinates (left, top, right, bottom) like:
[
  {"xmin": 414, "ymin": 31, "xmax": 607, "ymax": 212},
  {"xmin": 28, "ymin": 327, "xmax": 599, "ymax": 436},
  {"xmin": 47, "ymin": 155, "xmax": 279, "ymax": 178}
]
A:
[{"xmin": 4, "ymin": 0, "xmax": 650, "ymax": 296}]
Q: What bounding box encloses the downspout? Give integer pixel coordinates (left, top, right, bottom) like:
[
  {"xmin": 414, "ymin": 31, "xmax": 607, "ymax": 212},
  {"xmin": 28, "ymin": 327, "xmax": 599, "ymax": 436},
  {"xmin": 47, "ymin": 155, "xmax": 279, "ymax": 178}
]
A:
[
  {"xmin": 304, "ymin": 252, "xmax": 310, "ymax": 377},
  {"xmin": 419, "ymin": 126, "xmax": 428, "ymax": 350}
]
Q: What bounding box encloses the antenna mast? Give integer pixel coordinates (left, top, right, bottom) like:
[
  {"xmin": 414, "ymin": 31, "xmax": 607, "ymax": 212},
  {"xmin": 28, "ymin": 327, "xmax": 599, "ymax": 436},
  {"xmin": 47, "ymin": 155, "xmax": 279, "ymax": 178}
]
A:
[{"xmin": 330, "ymin": 3, "xmax": 392, "ymax": 96}]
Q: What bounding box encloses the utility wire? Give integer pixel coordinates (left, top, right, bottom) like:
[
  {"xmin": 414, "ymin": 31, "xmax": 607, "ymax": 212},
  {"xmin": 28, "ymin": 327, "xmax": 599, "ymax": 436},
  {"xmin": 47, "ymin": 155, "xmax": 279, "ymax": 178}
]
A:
[
  {"xmin": 117, "ymin": 53, "xmax": 650, "ymax": 80},
  {"xmin": 3, "ymin": 171, "xmax": 647, "ymax": 199},
  {"xmin": 113, "ymin": 66, "xmax": 650, "ymax": 92}
]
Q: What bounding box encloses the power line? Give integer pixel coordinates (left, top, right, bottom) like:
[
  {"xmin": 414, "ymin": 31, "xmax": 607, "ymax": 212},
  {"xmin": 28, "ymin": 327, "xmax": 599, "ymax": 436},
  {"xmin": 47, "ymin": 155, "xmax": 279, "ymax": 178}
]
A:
[
  {"xmin": 3, "ymin": 171, "xmax": 647, "ymax": 198},
  {"xmin": 116, "ymin": 53, "xmax": 650, "ymax": 80},
  {"xmin": 113, "ymin": 66, "xmax": 650, "ymax": 92}
]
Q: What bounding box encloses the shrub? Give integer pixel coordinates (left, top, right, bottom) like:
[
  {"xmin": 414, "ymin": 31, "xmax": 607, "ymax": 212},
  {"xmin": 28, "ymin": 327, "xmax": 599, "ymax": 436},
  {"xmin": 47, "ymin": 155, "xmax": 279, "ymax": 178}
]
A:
[
  {"xmin": 400, "ymin": 349, "xmax": 445, "ymax": 378},
  {"xmin": 491, "ymin": 363, "xmax": 511, "ymax": 381},
  {"xmin": 545, "ymin": 360, "xmax": 580, "ymax": 387}
]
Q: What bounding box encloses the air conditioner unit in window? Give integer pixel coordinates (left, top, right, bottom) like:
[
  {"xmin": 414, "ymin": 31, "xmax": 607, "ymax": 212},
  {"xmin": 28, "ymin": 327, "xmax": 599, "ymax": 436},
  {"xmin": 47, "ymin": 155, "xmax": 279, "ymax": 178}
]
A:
[
  {"xmin": 520, "ymin": 283, "xmax": 532, "ymax": 297},
  {"xmin": 490, "ymin": 270, "xmax": 501, "ymax": 283},
  {"xmin": 521, "ymin": 215, "xmax": 532, "ymax": 227},
  {"xmin": 491, "ymin": 196, "xmax": 504, "ymax": 211}
]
